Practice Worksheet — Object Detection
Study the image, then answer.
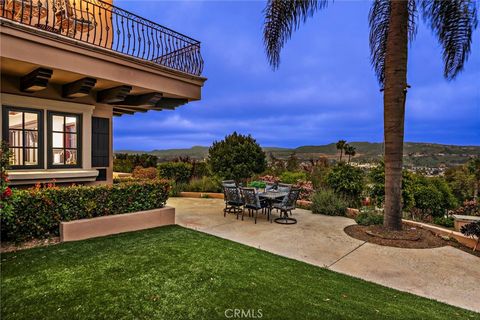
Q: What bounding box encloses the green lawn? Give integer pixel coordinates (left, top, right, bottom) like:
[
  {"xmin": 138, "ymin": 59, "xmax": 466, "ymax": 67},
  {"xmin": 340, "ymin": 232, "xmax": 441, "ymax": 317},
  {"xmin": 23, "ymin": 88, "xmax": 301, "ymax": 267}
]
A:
[{"xmin": 1, "ymin": 226, "xmax": 478, "ymax": 320}]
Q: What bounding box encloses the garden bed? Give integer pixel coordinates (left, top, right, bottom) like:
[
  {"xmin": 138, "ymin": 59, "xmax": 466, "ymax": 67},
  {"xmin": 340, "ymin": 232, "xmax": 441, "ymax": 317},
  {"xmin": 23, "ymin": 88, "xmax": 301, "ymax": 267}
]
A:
[{"xmin": 345, "ymin": 223, "xmax": 480, "ymax": 257}]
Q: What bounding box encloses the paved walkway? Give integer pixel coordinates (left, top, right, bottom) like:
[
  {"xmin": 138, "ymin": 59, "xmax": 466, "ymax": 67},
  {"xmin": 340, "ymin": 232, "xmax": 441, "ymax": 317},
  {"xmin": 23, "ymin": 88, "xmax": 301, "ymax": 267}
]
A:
[{"xmin": 167, "ymin": 197, "xmax": 480, "ymax": 312}]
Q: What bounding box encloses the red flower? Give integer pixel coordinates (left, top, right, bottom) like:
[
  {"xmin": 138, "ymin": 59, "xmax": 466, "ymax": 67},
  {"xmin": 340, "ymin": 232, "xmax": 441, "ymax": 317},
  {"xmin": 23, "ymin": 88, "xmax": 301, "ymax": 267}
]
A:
[{"xmin": 3, "ymin": 186, "xmax": 12, "ymax": 198}]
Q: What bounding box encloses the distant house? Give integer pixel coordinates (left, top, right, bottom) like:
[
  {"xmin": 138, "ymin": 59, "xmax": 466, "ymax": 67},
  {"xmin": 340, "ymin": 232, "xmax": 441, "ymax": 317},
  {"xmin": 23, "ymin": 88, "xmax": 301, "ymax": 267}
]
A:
[{"xmin": 1, "ymin": 0, "xmax": 205, "ymax": 185}]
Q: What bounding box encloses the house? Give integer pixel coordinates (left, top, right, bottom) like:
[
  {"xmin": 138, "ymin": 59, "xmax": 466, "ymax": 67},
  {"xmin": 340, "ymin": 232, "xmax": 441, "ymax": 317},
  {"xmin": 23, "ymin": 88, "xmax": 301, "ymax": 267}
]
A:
[{"xmin": 0, "ymin": 0, "xmax": 205, "ymax": 185}]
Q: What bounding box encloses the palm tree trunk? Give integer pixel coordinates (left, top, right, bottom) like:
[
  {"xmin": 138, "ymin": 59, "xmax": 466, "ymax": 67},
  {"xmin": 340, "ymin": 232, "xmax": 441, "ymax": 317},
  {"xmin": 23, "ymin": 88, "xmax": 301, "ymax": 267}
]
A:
[{"xmin": 383, "ymin": 0, "xmax": 409, "ymax": 231}]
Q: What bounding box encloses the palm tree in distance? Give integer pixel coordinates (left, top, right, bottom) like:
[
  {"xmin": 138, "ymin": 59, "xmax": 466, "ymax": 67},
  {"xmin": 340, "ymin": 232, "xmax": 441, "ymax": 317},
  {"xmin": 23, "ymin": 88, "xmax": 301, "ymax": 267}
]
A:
[
  {"xmin": 345, "ymin": 144, "xmax": 357, "ymax": 163},
  {"xmin": 336, "ymin": 140, "xmax": 347, "ymax": 162},
  {"xmin": 263, "ymin": 0, "xmax": 477, "ymax": 230}
]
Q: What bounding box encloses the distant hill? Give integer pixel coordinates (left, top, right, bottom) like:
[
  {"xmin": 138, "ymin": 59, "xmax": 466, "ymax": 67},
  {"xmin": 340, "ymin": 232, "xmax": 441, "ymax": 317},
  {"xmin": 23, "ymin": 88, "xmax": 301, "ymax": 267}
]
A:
[{"xmin": 116, "ymin": 142, "xmax": 480, "ymax": 168}]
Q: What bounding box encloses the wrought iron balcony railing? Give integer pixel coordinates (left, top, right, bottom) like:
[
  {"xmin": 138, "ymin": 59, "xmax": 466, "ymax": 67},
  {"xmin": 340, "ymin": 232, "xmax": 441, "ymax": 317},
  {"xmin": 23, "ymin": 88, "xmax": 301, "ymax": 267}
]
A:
[{"xmin": 0, "ymin": 0, "xmax": 203, "ymax": 76}]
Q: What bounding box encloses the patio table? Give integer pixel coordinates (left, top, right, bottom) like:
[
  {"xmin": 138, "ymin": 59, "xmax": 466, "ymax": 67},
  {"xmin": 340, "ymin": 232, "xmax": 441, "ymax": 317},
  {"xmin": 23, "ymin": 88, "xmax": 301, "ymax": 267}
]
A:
[{"xmin": 259, "ymin": 191, "xmax": 288, "ymax": 223}]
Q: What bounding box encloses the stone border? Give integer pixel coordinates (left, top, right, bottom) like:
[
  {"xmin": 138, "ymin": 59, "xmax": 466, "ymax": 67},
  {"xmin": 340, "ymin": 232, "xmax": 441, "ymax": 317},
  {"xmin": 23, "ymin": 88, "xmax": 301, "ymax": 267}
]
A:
[
  {"xmin": 179, "ymin": 192, "xmax": 224, "ymax": 199},
  {"xmin": 402, "ymin": 219, "xmax": 478, "ymax": 250},
  {"xmin": 60, "ymin": 207, "xmax": 175, "ymax": 242}
]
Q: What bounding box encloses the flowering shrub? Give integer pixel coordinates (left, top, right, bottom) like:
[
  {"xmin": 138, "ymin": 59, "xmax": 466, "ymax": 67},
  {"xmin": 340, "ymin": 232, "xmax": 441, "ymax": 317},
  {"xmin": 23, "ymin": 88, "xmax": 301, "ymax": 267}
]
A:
[
  {"xmin": 258, "ymin": 175, "xmax": 313, "ymax": 200},
  {"xmin": 1, "ymin": 179, "xmax": 170, "ymax": 242},
  {"xmin": 293, "ymin": 180, "xmax": 314, "ymax": 201},
  {"xmin": 449, "ymin": 200, "xmax": 480, "ymax": 216},
  {"xmin": 258, "ymin": 175, "xmax": 280, "ymax": 184},
  {"xmin": 132, "ymin": 166, "xmax": 158, "ymax": 180},
  {"xmin": 0, "ymin": 141, "xmax": 13, "ymax": 219}
]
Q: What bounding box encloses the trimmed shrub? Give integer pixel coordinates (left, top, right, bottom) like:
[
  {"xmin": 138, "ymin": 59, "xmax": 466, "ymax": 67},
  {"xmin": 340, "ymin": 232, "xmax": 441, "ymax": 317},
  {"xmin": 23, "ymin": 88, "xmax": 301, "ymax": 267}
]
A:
[
  {"xmin": 2, "ymin": 180, "xmax": 170, "ymax": 242},
  {"xmin": 158, "ymin": 162, "xmax": 192, "ymax": 183},
  {"xmin": 132, "ymin": 166, "xmax": 158, "ymax": 180},
  {"xmin": 311, "ymin": 189, "xmax": 348, "ymax": 216},
  {"xmin": 183, "ymin": 177, "xmax": 222, "ymax": 193},
  {"xmin": 280, "ymin": 171, "xmax": 307, "ymax": 184},
  {"xmin": 355, "ymin": 208, "xmax": 384, "ymax": 226}
]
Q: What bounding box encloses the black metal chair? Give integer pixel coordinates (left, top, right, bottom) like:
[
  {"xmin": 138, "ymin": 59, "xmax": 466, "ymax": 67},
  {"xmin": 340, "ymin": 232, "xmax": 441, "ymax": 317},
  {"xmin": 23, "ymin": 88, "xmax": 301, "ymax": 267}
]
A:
[
  {"xmin": 277, "ymin": 183, "xmax": 292, "ymax": 193},
  {"xmin": 265, "ymin": 182, "xmax": 276, "ymax": 192},
  {"xmin": 223, "ymin": 186, "xmax": 243, "ymax": 219},
  {"xmin": 273, "ymin": 188, "xmax": 300, "ymax": 224},
  {"xmin": 241, "ymin": 187, "xmax": 268, "ymax": 224},
  {"xmin": 222, "ymin": 180, "xmax": 236, "ymax": 187}
]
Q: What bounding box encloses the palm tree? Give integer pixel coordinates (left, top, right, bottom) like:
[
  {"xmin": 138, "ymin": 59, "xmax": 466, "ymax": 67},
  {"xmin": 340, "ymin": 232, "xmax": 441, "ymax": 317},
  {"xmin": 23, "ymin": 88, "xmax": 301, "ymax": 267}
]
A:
[
  {"xmin": 336, "ymin": 140, "xmax": 347, "ymax": 162},
  {"xmin": 263, "ymin": 0, "xmax": 477, "ymax": 230},
  {"xmin": 345, "ymin": 144, "xmax": 356, "ymax": 163}
]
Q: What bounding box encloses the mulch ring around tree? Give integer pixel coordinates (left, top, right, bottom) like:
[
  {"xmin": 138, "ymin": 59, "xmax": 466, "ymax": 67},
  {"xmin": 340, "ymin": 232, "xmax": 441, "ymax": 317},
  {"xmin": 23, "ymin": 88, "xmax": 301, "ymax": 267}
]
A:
[{"xmin": 345, "ymin": 224, "xmax": 480, "ymax": 258}]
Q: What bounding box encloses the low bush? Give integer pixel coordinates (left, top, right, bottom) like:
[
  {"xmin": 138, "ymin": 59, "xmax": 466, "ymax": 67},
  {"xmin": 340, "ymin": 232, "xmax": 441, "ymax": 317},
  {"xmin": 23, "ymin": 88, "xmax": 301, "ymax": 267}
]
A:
[
  {"xmin": 182, "ymin": 176, "xmax": 222, "ymax": 193},
  {"xmin": 1, "ymin": 180, "xmax": 170, "ymax": 242},
  {"xmin": 433, "ymin": 216, "xmax": 454, "ymax": 228},
  {"xmin": 158, "ymin": 162, "xmax": 192, "ymax": 183},
  {"xmin": 280, "ymin": 171, "xmax": 307, "ymax": 184},
  {"xmin": 311, "ymin": 189, "xmax": 348, "ymax": 216},
  {"xmin": 355, "ymin": 209, "xmax": 384, "ymax": 226},
  {"xmin": 132, "ymin": 166, "xmax": 158, "ymax": 180},
  {"xmin": 169, "ymin": 182, "xmax": 187, "ymax": 197}
]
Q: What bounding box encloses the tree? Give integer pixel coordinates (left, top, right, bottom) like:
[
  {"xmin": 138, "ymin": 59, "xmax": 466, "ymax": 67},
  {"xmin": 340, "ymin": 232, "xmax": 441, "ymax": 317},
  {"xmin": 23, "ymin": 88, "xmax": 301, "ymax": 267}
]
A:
[
  {"xmin": 467, "ymin": 158, "xmax": 480, "ymax": 200},
  {"xmin": 445, "ymin": 165, "xmax": 475, "ymax": 202},
  {"xmin": 286, "ymin": 152, "xmax": 300, "ymax": 171},
  {"xmin": 335, "ymin": 140, "xmax": 347, "ymax": 162},
  {"xmin": 344, "ymin": 144, "xmax": 356, "ymax": 163},
  {"xmin": 263, "ymin": 0, "xmax": 477, "ymax": 230},
  {"xmin": 207, "ymin": 132, "xmax": 267, "ymax": 182}
]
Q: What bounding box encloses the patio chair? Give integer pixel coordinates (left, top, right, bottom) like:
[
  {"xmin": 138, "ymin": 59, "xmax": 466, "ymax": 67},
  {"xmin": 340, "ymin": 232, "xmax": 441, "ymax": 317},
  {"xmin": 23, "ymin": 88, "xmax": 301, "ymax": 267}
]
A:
[
  {"xmin": 241, "ymin": 187, "xmax": 268, "ymax": 224},
  {"xmin": 265, "ymin": 182, "xmax": 276, "ymax": 192},
  {"xmin": 223, "ymin": 185, "xmax": 244, "ymax": 219},
  {"xmin": 222, "ymin": 180, "xmax": 236, "ymax": 187},
  {"xmin": 277, "ymin": 183, "xmax": 292, "ymax": 193},
  {"xmin": 273, "ymin": 188, "xmax": 300, "ymax": 224}
]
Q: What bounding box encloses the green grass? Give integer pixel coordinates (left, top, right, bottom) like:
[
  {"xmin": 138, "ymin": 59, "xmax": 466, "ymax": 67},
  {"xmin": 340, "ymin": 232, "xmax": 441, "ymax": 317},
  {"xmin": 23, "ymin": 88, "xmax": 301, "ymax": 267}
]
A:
[{"xmin": 1, "ymin": 226, "xmax": 478, "ymax": 320}]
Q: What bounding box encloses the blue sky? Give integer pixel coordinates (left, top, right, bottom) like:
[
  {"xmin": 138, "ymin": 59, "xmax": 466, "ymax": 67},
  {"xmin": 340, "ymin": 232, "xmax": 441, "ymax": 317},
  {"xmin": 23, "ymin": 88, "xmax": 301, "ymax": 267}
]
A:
[{"xmin": 114, "ymin": 0, "xmax": 479, "ymax": 151}]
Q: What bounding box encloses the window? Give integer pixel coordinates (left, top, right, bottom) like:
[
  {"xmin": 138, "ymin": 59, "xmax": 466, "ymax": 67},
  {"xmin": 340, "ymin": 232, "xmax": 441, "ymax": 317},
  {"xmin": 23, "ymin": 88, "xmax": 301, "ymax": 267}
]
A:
[
  {"xmin": 47, "ymin": 112, "xmax": 82, "ymax": 168},
  {"xmin": 2, "ymin": 106, "xmax": 43, "ymax": 169}
]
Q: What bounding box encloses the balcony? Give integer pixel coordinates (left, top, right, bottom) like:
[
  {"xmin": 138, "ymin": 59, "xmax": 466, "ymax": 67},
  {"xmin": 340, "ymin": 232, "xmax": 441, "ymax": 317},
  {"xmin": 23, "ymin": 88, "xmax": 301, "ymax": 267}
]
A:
[{"xmin": 0, "ymin": 0, "xmax": 203, "ymax": 76}]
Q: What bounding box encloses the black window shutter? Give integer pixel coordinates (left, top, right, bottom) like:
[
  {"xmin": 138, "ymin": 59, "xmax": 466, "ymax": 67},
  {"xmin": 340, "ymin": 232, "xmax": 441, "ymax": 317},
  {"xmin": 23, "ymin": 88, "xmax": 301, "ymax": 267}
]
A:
[{"xmin": 91, "ymin": 117, "xmax": 109, "ymax": 167}]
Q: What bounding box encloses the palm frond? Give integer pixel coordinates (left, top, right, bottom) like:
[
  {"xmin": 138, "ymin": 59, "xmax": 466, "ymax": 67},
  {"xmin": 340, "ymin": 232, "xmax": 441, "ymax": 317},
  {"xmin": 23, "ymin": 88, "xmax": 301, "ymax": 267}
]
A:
[
  {"xmin": 263, "ymin": 0, "xmax": 328, "ymax": 69},
  {"xmin": 421, "ymin": 0, "xmax": 478, "ymax": 80},
  {"xmin": 369, "ymin": 0, "xmax": 417, "ymax": 85}
]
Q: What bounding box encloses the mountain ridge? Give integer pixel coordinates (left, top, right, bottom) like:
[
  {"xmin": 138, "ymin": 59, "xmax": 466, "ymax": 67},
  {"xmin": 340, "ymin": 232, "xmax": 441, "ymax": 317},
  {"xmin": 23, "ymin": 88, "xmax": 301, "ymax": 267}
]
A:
[{"xmin": 116, "ymin": 142, "xmax": 480, "ymax": 167}]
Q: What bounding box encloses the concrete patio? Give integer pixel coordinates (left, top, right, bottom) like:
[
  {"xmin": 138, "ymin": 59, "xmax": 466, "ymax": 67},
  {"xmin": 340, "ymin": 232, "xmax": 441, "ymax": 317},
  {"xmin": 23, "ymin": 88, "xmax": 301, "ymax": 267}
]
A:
[{"xmin": 168, "ymin": 197, "xmax": 480, "ymax": 312}]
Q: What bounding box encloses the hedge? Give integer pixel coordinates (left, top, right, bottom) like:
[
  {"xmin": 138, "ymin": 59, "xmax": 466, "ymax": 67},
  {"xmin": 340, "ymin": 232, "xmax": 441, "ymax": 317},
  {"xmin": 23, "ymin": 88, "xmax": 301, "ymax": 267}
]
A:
[
  {"xmin": 158, "ymin": 162, "xmax": 192, "ymax": 183},
  {"xmin": 1, "ymin": 180, "xmax": 170, "ymax": 242}
]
